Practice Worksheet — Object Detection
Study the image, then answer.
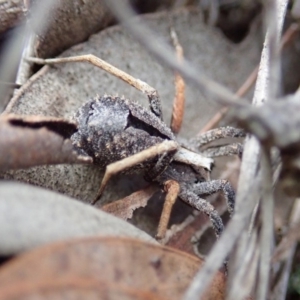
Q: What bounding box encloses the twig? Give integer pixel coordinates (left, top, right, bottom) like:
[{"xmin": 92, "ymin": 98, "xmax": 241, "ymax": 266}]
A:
[
  {"xmin": 272, "ymin": 202, "xmax": 300, "ymax": 263},
  {"xmin": 264, "ymin": 0, "xmax": 281, "ymax": 100},
  {"xmin": 199, "ymin": 21, "xmax": 299, "ymax": 134},
  {"xmin": 183, "ymin": 1, "xmax": 288, "ymax": 299},
  {"xmin": 103, "ymin": 0, "xmax": 247, "ymax": 109},
  {"xmin": 0, "ymin": 0, "xmax": 60, "ymax": 112},
  {"xmin": 270, "ymin": 198, "xmax": 300, "ymax": 300},
  {"xmin": 14, "ymin": 33, "xmax": 36, "ymax": 88},
  {"xmin": 199, "ymin": 66, "xmax": 258, "ymax": 134},
  {"xmin": 256, "ymin": 148, "xmax": 274, "ymax": 300},
  {"xmin": 255, "ymin": 0, "xmax": 287, "ymax": 297},
  {"xmin": 0, "ymin": 81, "xmax": 21, "ymax": 89},
  {"xmin": 227, "ymin": 231, "xmax": 259, "ymax": 300},
  {"xmin": 170, "ymin": 27, "xmax": 185, "ymax": 134}
]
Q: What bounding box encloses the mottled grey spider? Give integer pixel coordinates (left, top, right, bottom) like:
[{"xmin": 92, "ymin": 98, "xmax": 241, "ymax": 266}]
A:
[{"xmin": 28, "ymin": 33, "xmax": 244, "ymax": 240}]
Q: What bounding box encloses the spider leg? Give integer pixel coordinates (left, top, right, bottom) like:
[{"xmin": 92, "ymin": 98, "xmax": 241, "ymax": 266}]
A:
[
  {"xmin": 91, "ymin": 140, "xmax": 178, "ymax": 205},
  {"xmin": 191, "ymin": 179, "xmax": 235, "ymax": 216},
  {"xmin": 180, "ymin": 185, "xmax": 229, "ymax": 272},
  {"xmin": 170, "ymin": 28, "xmax": 185, "ymax": 134},
  {"xmin": 201, "ymin": 142, "xmax": 243, "ymax": 158},
  {"xmin": 179, "ymin": 189, "xmax": 224, "ymax": 238},
  {"xmin": 189, "ymin": 126, "xmax": 245, "ymax": 148},
  {"xmin": 156, "ymin": 180, "xmax": 180, "ymax": 239},
  {"xmin": 27, "ymin": 55, "xmax": 163, "ymax": 120}
]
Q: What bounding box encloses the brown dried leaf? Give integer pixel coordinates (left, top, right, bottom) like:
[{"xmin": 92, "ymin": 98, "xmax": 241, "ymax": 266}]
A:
[
  {"xmin": 101, "ymin": 185, "xmax": 158, "ymax": 220},
  {"xmin": 0, "ymin": 237, "xmax": 226, "ymax": 300},
  {"xmin": 0, "ymin": 114, "xmax": 91, "ymax": 171},
  {"xmin": 0, "ymin": 278, "xmax": 165, "ymax": 300}
]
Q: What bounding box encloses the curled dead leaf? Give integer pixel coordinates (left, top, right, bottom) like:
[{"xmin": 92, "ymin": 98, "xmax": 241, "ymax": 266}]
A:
[
  {"xmin": 1, "ymin": 114, "xmax": 77, "ymax": 138},
  {"xmin": 0, "ymin": 114, "xmax": 91, "ymax": 171}
]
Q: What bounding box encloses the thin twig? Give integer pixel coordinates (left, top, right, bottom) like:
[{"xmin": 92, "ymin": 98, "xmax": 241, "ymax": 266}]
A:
[
  {"xmin": 103, "ymin": 0, "xmax": 247, "ymax": 109},
  {"xmin": 0, "ymin": 81, "xmax": 21, "ymax": 89},
  {"xmin": 14, "ymin": 33, "xmax": 36, "ymax": 88},
  {"xmin": 264, "ymin": 0, "xmax": 281, "ymax": 100},
  {"xmin": 255, "ymin": 1, "xmax": 287, "ymax": 298},
  {"xmin": 156, "ymin": 180, "xmax": 180, "ymax": 239},
  {"xmin": 227, "ymin": 231, "xmax": 259, "ymax": 300},
  {"xmin": 27, "ymin": 55, "xmax": 158, "ymax": 98},
  {"xmin": 270, "ymin": 198, "xmax": 300, "ymax": 300},
  {"xmin": 183, "ymin": 1, "xmax": 288, "ymax": 299},
  {"xmin": 199, "ymin": 66, "xmax": 258, "ymax": 134},
  {"xmin": 170, "ymin": 27, "xmax": 185, "ymax": 134},
  {"xmin": 0, "ymin": 0, "xmax": 60, "ymax": 112},
  {"xmin": 257, "ymin": 148, "xmax": 274, "ymax": 300},
  {"xmin": 199, "ymin": 21, "xmax": 299, "ymax": 134}
]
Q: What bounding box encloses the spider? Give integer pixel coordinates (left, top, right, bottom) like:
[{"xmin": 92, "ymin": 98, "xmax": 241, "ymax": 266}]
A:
[{"xmin": 28, "ymin": 31, "xmax": 245, "ymax": 240}]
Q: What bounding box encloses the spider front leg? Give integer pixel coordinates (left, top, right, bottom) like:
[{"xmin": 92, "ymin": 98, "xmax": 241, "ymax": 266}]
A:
[
  {"xmin": 188, "ymin": 126, "xmax": 245, "ymax": 158},
  {"xmin": 193, "ymin": 127, "xmax": 245, "ymax": 147},
  {"xmin": 27, "ymin": 55, "xmax": 163, "ymax": 120},
  {"xmin": 179, "ymin": 182, "xmax": 229, "ymax": 273},
  {"xmin": 192, "ymin": 179, "xmax": 235, "ymax": 216},
  {"xmin": 28, "ymin": 28, "xmax": 186, "ymax": 134},
  {"xmin": 179, "ymin": 179, "xmax": 235, "ymax": 239},
  {"xmin": 201, "ymin": 143, "xmax": 243, "ymax": 159},
  {"xmin": 179, "ymin": 188, "xmax": 224, "ymax": 238}
]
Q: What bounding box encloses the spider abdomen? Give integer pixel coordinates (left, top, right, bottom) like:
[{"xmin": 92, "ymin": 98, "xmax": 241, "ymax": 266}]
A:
[{"xmin": 71, "ymin": 95, "xmax": 176, "ymax": 171}]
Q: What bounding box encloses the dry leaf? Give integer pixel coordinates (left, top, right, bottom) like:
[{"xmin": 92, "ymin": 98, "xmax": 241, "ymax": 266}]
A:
[
  {"xmin": 0, "ymin": 237, "xmax": 226, "ymax": 300},
  {"xmin": 101, "ymin": 185, "xmax": 158, "ymax": 220},
  {"xmin": 0, "ymin": 278, "xmax": 166, "ymax": 300},
  {"xmin": 2, "ymin": 114, "xmax": 77, "ymax": 137},
  {"xmin": 0, "ymin": 114, "xmax": 91, "ymax": 171},
  {"xmin": 0, "ymin": 182, "xmax": 156, "ymax": 256}
]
